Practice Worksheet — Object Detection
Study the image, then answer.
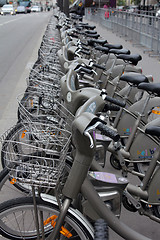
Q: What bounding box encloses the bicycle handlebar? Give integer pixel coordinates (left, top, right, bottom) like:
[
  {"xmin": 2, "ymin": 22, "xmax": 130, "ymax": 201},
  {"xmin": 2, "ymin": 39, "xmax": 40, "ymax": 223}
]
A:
[
  {"xmin": 79, "ymin": 49, "xmax": 90, "ymax": 55},
  {"xmin": 96, "ymin": 123, "xmax": 120, "ymax": 142},
  {"xmin": 105, "ymin": 95, "xmax": 126, "ymax": 108},
  {"xmin": 103, "ymin": 104, "xmax": 120, "ymax": 112},
  {"xmin": 93, "ymin": 63, "xmax": 106, "ymax": 71},
  {"xmin": 75, "ymin": 65, "xmax": 93, "ymax": 74}
]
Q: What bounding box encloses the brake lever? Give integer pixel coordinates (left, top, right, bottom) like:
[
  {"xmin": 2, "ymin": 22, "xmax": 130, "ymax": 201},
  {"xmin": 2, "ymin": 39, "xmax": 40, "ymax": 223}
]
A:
[
  {"xmin": 84, "ymin": 131, "xmax": 94, "ymax": 149},
  {"xmin": 84, "ymin": 121, "xmax": 102, "ymax": 148},
  {"xmin": 92, "ymin": 69, "xmax": 98, "ymax": 75}
]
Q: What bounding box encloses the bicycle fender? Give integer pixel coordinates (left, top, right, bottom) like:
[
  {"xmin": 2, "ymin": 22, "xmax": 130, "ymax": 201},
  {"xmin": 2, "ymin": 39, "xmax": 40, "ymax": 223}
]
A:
[{"xmin": 40, "ymin": 193, "xmax": 94, "ymax": 238}]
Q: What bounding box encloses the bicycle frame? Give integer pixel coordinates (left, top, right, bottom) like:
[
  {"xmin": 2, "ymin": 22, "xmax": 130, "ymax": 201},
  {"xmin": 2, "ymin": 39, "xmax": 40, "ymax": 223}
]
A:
[
  {"xmin": 40, "ymin": 112, "xmax": 152, "ymax": 240},
  {"xmin": 114, "ymin": 96, "xmax": 160, "ymax": 166},
  {"xmin": 41, "ymin": 176, "xmax": 150, "ymax": 240}
]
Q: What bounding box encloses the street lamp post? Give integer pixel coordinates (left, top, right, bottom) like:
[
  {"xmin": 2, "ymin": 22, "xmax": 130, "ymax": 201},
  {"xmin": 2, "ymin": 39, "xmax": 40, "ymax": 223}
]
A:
[
  {"xmin": 59, "ymin": 0, "xmax": 63, "ymax": 11},
  {"xmin": 63, "ymin": 0, "xmax": 69, "ymax": 17}
]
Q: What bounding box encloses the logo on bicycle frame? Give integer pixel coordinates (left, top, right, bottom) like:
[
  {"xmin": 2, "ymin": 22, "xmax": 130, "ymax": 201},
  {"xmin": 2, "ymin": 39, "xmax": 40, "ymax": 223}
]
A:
[
  {"xmin": 137, "ymin": 148, "xmax": 156, "ymax": 159},
  {"xmin": 123, "ymin": 127, "xmax": 132, "ymax": 135},
  {"xmin": 86, "ymin": 102, "xmax": 97, "ymax": 114}
]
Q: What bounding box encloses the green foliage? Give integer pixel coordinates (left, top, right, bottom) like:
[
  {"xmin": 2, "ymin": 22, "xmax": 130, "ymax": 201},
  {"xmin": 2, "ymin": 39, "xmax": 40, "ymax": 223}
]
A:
[
  {"xmin": 117, "ymin": 0, "xmax": 126, "ymax": 6},
  {"xmin": 117, "ymin": 0, "xmax": 141, "ymax": 6},
  {"xmin": 133, "ymin": 0, "xmax": 141, "ymax": 5}
]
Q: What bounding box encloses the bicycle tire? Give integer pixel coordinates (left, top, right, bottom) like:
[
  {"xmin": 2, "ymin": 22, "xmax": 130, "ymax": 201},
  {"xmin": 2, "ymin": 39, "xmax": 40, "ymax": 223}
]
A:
[
  {"xmin": 0, "ymin": 167, "xmax": 27, "ymax": 204},
  {"xmin": 0, "ymin": 150, "xmax": 73, "ymax": 195},
  {"xmin": 0, "ymin": 196, "xmax": 94, "ymax": 240},
  {"xmin": 94, "ymin": 219, "xmax": 109, "ymax": 240},
  {"xmin": 1, "ymin": 122, "xmax": 39, "ymax": 168},
  {"xmin": 18, "ymin": 91, "xmax": 59, "ymax": 120}
]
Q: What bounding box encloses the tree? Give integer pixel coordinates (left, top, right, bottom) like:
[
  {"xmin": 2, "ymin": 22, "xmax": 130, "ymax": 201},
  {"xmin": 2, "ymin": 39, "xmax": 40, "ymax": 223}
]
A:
[{"xmin": 117, "ymin": 0, "xmax": 126, "ymax": 6}]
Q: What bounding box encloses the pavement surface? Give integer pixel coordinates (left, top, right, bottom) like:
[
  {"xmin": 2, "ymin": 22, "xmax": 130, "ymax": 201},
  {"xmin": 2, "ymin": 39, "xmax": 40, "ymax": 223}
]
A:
[{"xmin": 84, "ymin": 16, "xmax": 160, "ymax": 83}]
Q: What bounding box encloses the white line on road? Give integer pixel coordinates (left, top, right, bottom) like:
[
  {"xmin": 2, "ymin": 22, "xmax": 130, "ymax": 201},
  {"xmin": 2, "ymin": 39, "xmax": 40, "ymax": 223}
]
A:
[{"xmin": 0, "ymin": 16, "xmax": 24, "ymax": 26}]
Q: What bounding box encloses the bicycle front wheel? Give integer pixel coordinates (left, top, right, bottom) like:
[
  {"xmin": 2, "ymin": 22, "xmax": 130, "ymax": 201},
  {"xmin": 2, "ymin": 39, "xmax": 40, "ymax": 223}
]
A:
[{"xmin": 0, "ymin": 196, "xmax": 94, "ymax": 240}]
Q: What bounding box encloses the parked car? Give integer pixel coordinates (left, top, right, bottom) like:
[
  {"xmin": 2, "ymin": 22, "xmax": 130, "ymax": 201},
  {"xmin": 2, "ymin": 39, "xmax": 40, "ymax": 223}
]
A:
[
  {"xmin": 31, "ymin": 5, "xmax": 41, "ymax": 12},
  {"xmin": 19, "ymin": 1, "xmax": 31, "ymax": 13},
  {"xmin": 125, "ymin": 5, "xmax": 138, "ymax": 13},
  {"xmin": 1, "ymin": 4, "xmax": 16, "ymax": 15},
  {"xmin": 15, "ymin": 5, "xmax": 27, "ymax": 14},
  {"xmin": 156, "ymin": 9, "xmax": 160, "ymax": 17},
  {"xmin": 116, "ymin": 6, "xmax": 124, "ymax": 11}
]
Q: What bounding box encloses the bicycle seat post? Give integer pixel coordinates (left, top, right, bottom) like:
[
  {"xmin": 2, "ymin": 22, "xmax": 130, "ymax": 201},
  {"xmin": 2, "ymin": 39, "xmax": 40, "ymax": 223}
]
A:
[
  {"xmin": 125, "ymin": 93, "xmax": 151, "ymax": 152},
  {"xmin": 113, "ymin": 85, "xmax": 132, "ymax": 128}
]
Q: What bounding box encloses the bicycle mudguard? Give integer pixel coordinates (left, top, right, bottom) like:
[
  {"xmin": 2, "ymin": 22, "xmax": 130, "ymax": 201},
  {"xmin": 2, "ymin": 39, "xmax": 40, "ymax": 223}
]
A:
[{"xmin": 40, "ymin": 193, "xmax": 94, "ymax": 237}]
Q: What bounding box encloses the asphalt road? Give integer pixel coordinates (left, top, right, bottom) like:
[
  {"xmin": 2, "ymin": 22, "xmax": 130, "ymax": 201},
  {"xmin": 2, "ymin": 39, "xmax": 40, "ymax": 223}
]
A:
[
  {"xmin": 0, "ymin": 10, "xmax": 53, "ymax": 240},
  {"xmin": 0, "ymin": 11, "xmax": 52, "ymax": 136}
]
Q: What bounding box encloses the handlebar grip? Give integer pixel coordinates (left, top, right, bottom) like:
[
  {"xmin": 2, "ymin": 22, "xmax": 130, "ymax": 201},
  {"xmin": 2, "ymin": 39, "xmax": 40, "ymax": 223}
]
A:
[
  {"xmin": 80, "ymin": 49, "xmax": 90, "ymax": 55},
  {"xmin": 93, "ymin": 63, "xmax": 106, "ymax": 71},
  {"xmin": 81, "ymin": 42, "xmax": 88, "ymax": 46},
  {"xmin": 97, "ymin": 123, "xmax": 120, "ymax": 142},
  {"xmin": 68, "ymin": 33, "xmax": 78, "ymax": 38},
  {"xmin": 81, "ymin": 45, "xmax": 90, "ymax": 51},
  {"xmin": 105, "ymin": 95, "xmax": 126, "ymax": 108},
  {"xmin": 103, "ymin": 104, "xmax": 120, "ymax": 112},
  {"xmin": 107, "ymin": 104, "xmax": 120, "ymax": 112},
  {"xmin": 78, "ymin": 67, "xmax": 93, "ymax": 74}
]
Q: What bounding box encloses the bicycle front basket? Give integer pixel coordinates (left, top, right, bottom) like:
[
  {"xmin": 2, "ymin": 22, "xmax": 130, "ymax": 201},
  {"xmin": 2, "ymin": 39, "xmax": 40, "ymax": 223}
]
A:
[{"xmin": 0, "ymin": 124, "xmax": 72, "ymax": 189}]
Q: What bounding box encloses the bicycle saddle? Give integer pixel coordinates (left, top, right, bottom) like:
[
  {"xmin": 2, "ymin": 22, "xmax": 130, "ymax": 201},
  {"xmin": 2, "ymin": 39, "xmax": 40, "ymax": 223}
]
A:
[
  {"xmin": 80, "ymin": 45, "xmax": 90, "ymax": 51},
  {"xmin": 71, "ymin": 15, "xmax": 83, "ymax": 20},
  {"xmin": 138, "ymin": 82, "xmax": 160, "ymax": 97},
  {"xmin": 83, "ymin": 25, "xmax": 96, "ymax": 30},
  {"xmin": 117, "ymin": 54, "xmax": 142, "ymax": 65},
  {"xmin": 79, "ymin": 49, "xmax": 90, "ymax": 55},
  {"xmin": 145, "ymin": 125, "xmax": 160, "ymax": 137},
  {"xmin": 104, "ymin": 43, "xmax": 123, "ymax": 49},
  {"xmin": 88, "ymin": 39, "xmax": 108, "ymax": 46},
  {"xmin": 85, "ymin": 33, "xmax": 100, "ymax": 39},
  {"xmin": 95, "ymin": 46, "xmax": 109, "ymax": 54},
  {"xmin": 85, "ymin": 30, "xmax": 97, "ymax": 35},
  {"xmin": 109, "ymin": 48, "xmax": 130, "ymax": 55},
  {"xmin": 120, "ymin": 72, "xmax": 148, "ymax": 86},
  {"xmin": 78, "ymin": 22, "xmax": 89, "ymax": 26},
  {"xmin": 75, "ymin": 26, "xmax": 83, "ymax": 31}
]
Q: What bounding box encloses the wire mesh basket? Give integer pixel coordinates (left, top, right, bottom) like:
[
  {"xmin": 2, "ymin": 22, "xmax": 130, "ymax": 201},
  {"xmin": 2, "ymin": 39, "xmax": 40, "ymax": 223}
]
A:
[
  {"xmin": 26, "ymin": 77, "xmax": 60, "ymax": 96},
  {"xmin": 17, "ymin": 95, "xmax": 74, "ymax": 134},
  {"xmin": 0, "ymin": 124, "xmax": 72, "ymax": 189},
  {"xmin": 28, "ymin": 65, "xmax": 63, "ymax": 85}
]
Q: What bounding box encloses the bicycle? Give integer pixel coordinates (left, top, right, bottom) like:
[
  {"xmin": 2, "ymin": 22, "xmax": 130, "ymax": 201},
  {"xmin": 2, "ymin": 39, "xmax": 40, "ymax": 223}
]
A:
[
  {"xmin": 0, "ymin": 112, "xmax": 152, "ymax": 240},
  {"xmin": 0, "ymin": 8, "xmax": 159, "ymax": 239}
]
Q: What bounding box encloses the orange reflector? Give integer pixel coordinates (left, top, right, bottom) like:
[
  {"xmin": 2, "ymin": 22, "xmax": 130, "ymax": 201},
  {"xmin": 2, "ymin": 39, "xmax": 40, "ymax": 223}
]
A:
[
  {"xmin": 152, "ymin": 110, "xmax": 160, "ymax": 115},
  {"xmin": 30, "ymin": 99, "xmax": 33, "ymax": 107},
  {"xmin": 10, "ymin": 178, "xmax": 16, "ymax": 184},
  {"xmin": 44, "ymin": 215, "xmax": 57, "ymax": 225},
  {"xmin": 21, "ymin": 130, "xmax": 27, "ymax": 138},
  {"xmin": 44, "ymin": 215, "xmax": 72, "ymax": 238},
  {"xmin": 60, "ymin": 226, "xmax": 72, "ymax": 238}
]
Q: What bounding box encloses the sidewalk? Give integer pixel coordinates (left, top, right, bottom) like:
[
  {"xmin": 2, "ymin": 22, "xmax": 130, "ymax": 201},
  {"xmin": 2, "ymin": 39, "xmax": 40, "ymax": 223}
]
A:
[{"xmin": 84, "ymin": 16, "xmax": 160, "ymax": 83}]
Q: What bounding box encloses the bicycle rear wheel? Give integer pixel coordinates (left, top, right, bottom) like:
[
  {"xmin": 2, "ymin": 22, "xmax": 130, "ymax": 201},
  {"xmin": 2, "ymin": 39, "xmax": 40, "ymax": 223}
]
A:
[
  {"xmin": 0, "ymin": 196, "xmax": 94, "ymax": 240},
  {"xmin": 94, "ymin": 219, "xmax": 109, "ymax": 240},
  {"xmin": 1, "ymin": 122, "xmax": 37, "ymax": 168},
  {"xmin": 0, "ymin": 167, "xmax": 28, "ymax": 204}
]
